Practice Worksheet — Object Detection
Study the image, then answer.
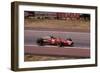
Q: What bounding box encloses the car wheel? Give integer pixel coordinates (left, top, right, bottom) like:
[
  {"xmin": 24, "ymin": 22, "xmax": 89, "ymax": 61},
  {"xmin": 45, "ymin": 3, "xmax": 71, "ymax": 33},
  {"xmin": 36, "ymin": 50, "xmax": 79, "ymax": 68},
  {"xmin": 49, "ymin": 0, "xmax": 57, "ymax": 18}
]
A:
[
  {"xmin": 37, "ymin": 38, "xmax": 44, "ymax": 46},
  {"xmin": 70, "ymin": 42, "xmax": 74, "ymax": 47},
  {"xmin": 59, "ymin": 42, "xmax": 63, "ymax": 47}
]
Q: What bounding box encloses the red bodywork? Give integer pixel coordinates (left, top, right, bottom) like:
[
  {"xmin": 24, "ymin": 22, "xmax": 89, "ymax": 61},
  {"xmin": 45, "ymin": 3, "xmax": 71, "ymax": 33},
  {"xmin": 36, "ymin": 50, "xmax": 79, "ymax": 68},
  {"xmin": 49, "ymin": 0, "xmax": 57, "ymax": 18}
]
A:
[
  {"xmin": 44, "ymin": 38, "xmax": 72, "ymax": 45},
  {"xmin": 37, "ymin": 36, "xmax": 74, "ymax": 47}
]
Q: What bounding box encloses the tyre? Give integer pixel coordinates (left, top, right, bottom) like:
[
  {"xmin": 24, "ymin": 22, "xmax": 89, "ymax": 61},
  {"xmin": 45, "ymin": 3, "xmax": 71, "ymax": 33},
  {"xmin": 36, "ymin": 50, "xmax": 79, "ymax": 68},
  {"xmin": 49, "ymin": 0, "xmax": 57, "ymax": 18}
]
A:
[
  {"xmin": 37, "ymin": 38, "xmax": 44, "ymax": 46},
  {"xmin": 70, "ymin": 42, "xmax": 74, "ymax": 47},
  {"xmin": 59, "ymin": 42, "xmax": 63, "ymax": 47}
]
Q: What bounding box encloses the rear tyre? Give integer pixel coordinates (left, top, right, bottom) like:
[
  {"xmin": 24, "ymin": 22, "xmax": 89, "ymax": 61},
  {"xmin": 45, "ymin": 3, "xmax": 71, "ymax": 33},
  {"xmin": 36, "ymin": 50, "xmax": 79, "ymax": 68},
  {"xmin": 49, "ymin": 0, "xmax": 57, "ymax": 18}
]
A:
[
  {"xmin": 37, "ymin": 38, "xmax": 44, "ymax": 46},
  {"xmin": 59, "ymin": 42, "xmax": 63, "ymax": 47}
]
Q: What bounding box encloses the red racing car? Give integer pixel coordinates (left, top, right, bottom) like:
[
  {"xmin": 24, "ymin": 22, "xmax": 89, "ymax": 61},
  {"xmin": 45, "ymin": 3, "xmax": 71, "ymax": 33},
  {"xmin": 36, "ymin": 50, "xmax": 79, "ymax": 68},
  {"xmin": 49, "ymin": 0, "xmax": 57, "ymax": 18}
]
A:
[{"xmin": 37, "ymin": 36, "xmax": 74, "ymax": 47}]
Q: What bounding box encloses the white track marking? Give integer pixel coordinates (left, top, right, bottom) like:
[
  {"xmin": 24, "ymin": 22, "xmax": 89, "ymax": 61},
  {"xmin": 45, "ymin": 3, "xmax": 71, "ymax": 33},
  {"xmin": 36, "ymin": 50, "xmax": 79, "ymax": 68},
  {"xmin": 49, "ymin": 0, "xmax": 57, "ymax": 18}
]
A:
[
  {"xmin": 24, "ymin": 44, "xmax": 89, "ymax": 49},
  {"xmin": 25, "ymin": 30, "xmax": 89, "ymax": 34}
]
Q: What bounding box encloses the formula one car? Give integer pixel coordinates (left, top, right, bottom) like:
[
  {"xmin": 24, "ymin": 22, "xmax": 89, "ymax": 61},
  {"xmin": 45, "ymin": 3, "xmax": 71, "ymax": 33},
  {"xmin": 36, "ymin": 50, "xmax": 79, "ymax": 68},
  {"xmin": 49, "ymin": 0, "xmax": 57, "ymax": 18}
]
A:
[{"xmin": 37, "ymin": 36, "xmax": 74, "ymax": 47}]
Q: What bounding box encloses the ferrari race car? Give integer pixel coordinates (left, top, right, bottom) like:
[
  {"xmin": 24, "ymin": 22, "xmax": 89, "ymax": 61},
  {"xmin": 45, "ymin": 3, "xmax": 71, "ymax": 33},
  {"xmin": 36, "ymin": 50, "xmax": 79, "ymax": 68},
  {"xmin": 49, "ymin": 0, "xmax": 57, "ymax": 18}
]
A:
[{"xmin": 37, "ymin": 36, "xmax": 74, "ymax": 47}]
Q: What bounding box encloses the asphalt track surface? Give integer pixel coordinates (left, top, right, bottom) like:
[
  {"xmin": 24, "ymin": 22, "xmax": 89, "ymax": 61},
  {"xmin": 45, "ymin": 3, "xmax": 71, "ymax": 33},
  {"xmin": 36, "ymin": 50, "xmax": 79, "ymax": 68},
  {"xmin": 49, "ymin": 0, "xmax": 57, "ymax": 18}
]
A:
[
  {"xmin": 25, "ymin": 46, "xmax": 90, "ymax": 58},
  {"xmin": 24, "ymin": 30, "xmax": 90, "ymax": 48}
]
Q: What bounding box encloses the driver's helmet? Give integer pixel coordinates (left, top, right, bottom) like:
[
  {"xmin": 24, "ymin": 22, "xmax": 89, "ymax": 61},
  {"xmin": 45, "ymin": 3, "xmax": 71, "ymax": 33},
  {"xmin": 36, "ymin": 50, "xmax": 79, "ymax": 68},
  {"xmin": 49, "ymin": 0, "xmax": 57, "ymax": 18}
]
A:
[
  {"xmin": 50, "ymin": 35, "xmax": 55, "ymax": 38},
  {"xmin": 67, "ymin": 38, "xmax": 72, "ymax": 41}
]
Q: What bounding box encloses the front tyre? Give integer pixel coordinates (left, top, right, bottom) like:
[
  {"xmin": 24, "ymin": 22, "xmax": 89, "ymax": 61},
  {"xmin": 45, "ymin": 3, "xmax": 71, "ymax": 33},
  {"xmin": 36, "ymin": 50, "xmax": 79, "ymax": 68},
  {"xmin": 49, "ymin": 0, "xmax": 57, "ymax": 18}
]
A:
[{"xmin": 70, "ymin": 42, "xmax": 74, "ymax": 47}]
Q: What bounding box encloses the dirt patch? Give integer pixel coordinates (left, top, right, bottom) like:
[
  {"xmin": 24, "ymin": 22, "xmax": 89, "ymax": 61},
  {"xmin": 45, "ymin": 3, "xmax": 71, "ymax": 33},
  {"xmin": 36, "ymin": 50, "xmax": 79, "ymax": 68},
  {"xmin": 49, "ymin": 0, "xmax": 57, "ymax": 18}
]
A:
[
  {"xmin": 24, "ymin": 19, "xmax": 90, "ymax": 32},
  {"xmin": 24, "ymin": 54, "xmax": 77, "ymax": 62}
]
